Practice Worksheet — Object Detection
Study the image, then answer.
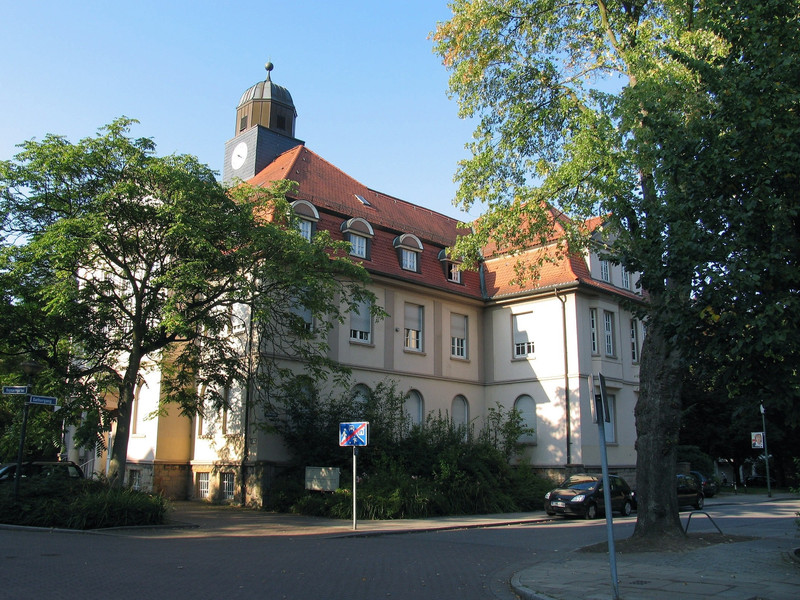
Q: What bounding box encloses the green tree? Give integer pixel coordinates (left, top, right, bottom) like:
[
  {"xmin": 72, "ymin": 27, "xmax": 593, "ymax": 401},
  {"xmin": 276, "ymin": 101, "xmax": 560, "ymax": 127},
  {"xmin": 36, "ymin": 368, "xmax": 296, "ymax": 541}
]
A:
[
  {"xmin": 435, "ymin": 0, "xmax": 799, "ymax": 541},
  {"xmin": 0, "ymin": 118, "xmax": 374, "ymax": 486}
]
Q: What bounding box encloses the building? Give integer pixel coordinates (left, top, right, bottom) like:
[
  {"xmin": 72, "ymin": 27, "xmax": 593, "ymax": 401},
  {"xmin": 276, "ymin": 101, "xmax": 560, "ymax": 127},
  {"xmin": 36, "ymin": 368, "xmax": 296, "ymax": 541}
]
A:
[{"xmin": 118, "ymin": 64, "xmax": 644, "ymax": 503}]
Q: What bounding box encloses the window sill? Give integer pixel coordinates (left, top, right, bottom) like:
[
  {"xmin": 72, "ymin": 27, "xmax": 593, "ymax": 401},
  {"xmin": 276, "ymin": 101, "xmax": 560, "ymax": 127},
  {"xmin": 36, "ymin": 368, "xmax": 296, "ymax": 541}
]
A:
[
  {"xmin": 349, "ymin": 340, "xmax": 375, "ymax": 348},
  {"xmin": 403, "ymin": 348, "xmax": 426, "ymax": 356}
]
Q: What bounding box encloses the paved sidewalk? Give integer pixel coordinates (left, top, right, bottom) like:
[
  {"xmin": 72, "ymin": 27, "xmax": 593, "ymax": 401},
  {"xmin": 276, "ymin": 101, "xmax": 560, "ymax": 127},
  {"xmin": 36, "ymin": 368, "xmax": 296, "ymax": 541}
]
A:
[{"xmin": 512, "ymin": 493, "xmax": 800, "ymax": 600}]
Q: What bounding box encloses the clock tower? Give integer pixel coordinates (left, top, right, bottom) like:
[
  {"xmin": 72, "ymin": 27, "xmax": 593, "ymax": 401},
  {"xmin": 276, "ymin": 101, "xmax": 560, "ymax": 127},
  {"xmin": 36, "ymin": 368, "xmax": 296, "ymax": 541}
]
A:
[{"xmin": 223, "ymin": 62, "xmax": 304, "ymax": 184}]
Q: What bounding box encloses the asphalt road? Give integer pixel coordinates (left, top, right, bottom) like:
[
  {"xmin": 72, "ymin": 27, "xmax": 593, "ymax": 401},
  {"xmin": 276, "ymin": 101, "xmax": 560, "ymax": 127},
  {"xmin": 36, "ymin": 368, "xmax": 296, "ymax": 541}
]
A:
[{"xmin": 1, "ymin": 498, "xmax": 794, "ymax": 600}]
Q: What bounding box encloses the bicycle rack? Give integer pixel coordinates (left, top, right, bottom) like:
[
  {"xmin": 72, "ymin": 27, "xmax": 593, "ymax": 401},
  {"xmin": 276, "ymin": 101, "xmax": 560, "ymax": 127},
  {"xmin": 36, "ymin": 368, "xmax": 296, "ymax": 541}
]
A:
[{"xmin": 684, "ymin": 511, "xmax": 724, "ymax": 535}]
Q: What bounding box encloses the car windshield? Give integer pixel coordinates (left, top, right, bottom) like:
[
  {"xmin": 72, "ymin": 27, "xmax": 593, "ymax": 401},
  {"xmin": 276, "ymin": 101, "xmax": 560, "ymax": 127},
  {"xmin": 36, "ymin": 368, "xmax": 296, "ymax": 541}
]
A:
[{"xmin": 562, "ymin": 477, "xmax": 598, "ymax": 491}]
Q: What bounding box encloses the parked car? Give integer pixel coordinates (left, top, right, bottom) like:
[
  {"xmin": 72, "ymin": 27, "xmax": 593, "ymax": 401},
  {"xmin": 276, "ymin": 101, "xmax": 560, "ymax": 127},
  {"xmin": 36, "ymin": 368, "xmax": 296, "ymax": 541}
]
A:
[
  {"xmin": 630, "ymin": 474, "xmax": 705, "ymax": 511},
  {"xmin": 0, "ymin": 461, "xmax": 84, "ymax": 482},
  {"xmin": 690, "ymin": 471, "xmax": 718, "ymax": 497},
  {"xmin": 676, "ymin": 473, "xmax": 704, "ymax": 509},
  {"xmin": 544, "ymin": 473, "xmax": 634, "ymax": 519}
]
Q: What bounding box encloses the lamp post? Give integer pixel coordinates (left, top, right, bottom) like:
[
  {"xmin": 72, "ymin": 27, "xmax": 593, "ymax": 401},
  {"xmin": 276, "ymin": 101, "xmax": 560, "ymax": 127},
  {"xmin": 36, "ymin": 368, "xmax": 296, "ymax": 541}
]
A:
[{"xmin": 13, "ymin": 359, "xmax": 43, "ymax": 499}]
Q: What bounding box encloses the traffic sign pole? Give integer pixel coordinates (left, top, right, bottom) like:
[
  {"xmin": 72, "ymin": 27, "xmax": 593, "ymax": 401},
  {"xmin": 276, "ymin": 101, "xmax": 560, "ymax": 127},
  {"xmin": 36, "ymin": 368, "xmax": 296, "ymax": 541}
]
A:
[{"xmin": 352, "ymin": 446, "xmax": 358, "ymax": 531}]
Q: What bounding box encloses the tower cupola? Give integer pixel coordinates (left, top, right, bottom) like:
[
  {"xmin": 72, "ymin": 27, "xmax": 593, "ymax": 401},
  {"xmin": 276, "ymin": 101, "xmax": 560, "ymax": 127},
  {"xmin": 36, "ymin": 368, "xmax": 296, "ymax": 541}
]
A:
[{"xmin": 234, "ymin": 62, "xmax": 297, "ymax": 137}]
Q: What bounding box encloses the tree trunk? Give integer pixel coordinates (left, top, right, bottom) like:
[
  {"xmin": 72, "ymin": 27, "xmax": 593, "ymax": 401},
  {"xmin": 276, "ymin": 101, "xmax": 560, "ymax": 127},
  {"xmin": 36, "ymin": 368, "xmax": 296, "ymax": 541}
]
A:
[
  {"xmin": 107, "ymin": 353, "xmax": 143, "ymax": 488},
  {"xmin": 632, "ymin": 305, "xmax": 685, "ymax": 540}
]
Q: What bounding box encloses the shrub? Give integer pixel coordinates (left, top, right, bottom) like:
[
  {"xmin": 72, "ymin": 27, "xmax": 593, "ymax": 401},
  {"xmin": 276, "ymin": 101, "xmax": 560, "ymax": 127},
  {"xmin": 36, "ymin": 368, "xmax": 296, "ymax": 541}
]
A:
[
  {"xmin": 266, "ymin": 386, "xmax": 555, "ymax": 519},
  {"xmin": 0, "ymin": 476, "xmax": 169, "ymax": 529}
]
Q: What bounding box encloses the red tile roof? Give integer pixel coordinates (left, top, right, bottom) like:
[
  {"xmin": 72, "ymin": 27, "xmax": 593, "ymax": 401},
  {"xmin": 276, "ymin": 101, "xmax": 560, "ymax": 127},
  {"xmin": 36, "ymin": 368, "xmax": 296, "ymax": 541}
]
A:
[{"xmin": 248, "ymin": 144, "xmax": 642, "ymax": 304}]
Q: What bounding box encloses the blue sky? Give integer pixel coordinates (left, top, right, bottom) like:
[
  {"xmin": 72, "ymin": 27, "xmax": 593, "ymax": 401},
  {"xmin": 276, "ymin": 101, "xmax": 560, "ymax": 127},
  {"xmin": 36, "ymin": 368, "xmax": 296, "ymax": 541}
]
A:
[{"xmin": 0, "ymin": 1, "xmax": 478, "ymax": 220}]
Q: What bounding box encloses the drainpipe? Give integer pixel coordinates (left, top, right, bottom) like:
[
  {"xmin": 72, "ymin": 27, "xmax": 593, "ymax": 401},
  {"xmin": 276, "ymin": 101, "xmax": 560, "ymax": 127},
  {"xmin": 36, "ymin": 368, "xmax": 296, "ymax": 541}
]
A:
[
  {"xmin": 240, "ymin": 294, "xmax": 256, "ymax": 506},
  {"xmin": 555, "ymin": 289, "xmax": 572, "ymax": 465}
]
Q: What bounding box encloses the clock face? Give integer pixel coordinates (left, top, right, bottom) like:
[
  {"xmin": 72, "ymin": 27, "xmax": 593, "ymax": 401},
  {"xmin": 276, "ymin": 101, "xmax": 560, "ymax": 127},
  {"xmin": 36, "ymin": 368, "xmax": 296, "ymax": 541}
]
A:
[{"xmin": 231, "ymin": 141, "xmax": 248, "ymax": 170}]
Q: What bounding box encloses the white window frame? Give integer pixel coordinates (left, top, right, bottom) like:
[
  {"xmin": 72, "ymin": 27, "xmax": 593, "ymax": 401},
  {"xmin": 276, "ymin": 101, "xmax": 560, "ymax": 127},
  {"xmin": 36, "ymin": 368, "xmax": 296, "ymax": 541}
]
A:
[
  {"xmin": 404, "ymin": 303, "xmax": 423, "ymax": 351},
  {"xmin": 401, "ymin": 248, "xmax": 418, "ymax": 272},
  {"xmin": 405, "ymin": 390, "xmax": 424, "ymax": 425},
  {"xmin": 590, "ymin": 308, "xmax": 599, "ymax": 354},
  {"xmin": 514, "ymin": 394, "xmax": 537, "ymax": 444},
  {"xmin": 350, "ymin": 233, "xmax": 367, "ymax": 258},
  {"xmin": 621, "ymin": 267, "xmax": 630, "ymax": 289},
  {"xmin": 197, "ymin": 472, "xmax": 210, "ymax": 498},
  {"xmin": 221, "ymin": 472, "xmax": 235, "ymax": 500},
  {"xmin": 298, "ymin": 219, "xmax": 313, "ymax": 241},
  {"xmin": 450, "ymin": 313, "xmax": 468, "ymax": 358},
  {"xmin": 630, "ymin": 319, "xmax": 639, "ymax": 362},
  {"xmin": 604, "ymin": 311, "xmax": 616, "ymax": 357},
  {"xmin": 513, "ymin": 312, "xmax": 535, "ymax": 358},
  {"xmin": 600, "ymin": 260, "xmax": 610, "ymax": 282},
  {"xmin": 446, "ymin": 262, "xmax": 461, "ymax": 283},
  {"xmin": 350, "ymin": 299, "xmax": 372, "ymax": 344}
]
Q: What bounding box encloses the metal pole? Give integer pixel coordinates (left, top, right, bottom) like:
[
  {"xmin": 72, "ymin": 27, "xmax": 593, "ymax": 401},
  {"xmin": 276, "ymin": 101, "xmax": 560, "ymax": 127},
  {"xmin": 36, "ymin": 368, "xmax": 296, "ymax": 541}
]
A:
[
  {"xmin": 352, "ymin": 446, "xmax": 358, "ymax": 530},
  {"xmin": 595, "ymin": 376, "xmax": 620, "ymax": 600},
  {"xmin": 760, "ymin": 404, "xmax": 771, "ymax": 498},
  {"xmin": 13, "ymin": 400, "xmax": 30, "ymax": 499}
]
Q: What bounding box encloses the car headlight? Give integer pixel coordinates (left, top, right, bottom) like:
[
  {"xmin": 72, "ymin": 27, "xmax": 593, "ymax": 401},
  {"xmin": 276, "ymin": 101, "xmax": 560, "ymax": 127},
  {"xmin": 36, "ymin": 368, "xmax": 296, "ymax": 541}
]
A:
[
  {"xmin": 544, "ymin": 492, "xmax": 551, "ymax": 499},
  {"xmin": 571, "ymin": 494, "xmax": 586, "ymax": 503}
]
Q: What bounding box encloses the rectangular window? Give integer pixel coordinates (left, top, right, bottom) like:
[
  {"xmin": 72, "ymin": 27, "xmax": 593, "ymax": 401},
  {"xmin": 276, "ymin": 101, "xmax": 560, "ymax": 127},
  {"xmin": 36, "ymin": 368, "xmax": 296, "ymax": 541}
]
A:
[
  {"xmin": 404, "ymin": 303, "xmax": 423, "ymax": 351},
  {"xmin": 446, "ymin": 262, "xmax": 461, "ymax": 283},
  {"xmin": 450, "ymin": 313, "xmax": 467, "ymax": 358},
  {"xmin": 349, "ymin": 233, "xmax": 367, "ymax": 258},
  {"xmin": 590, "ymin": 309, "xmax": 599, "ymax": 354},
  {"xmin": 621, "ymin": 267, "xmax": 630, "ymax": 289},
  {"xmin": 603, "ymin": 394, "xmax": 616, "ymax": 443},
  {"xmin": 600, "ymin": 260, "xmax": 610, "ymax": 282},
  {"xmin": 350, "ymin": 299, "xmax": 372, "ymax": 343},
  {"xmin": 401, "ymin": 249, "xmax": 418, "ymax": 271},
  {"xmin": 291, "ymin": 302, "xmax": 313, "ymax": 332},
  {"xmin": 298, "ymin": 219, "xmax": 312, "ymax": 241},
  {"xmin": 197, "ymin": 472, "xmax": 209, "ymax": 499},
  {"xmin": 221, "ymin": 472, "xmax": 235, "ymax": 500},
  {"xmin": 513, "ymin": 312, "xmax": 535, "ymax": 358},
  {"xmin": 630, "ymin": 319, "xmax": 639, "ymax": 362},
  {"xmin": 129, "ymin": 469, "xmax": 141, "ymax": 491},
  {"xmin": 604, "ymin": 311, "xmax": 616, "ymax": 357}
]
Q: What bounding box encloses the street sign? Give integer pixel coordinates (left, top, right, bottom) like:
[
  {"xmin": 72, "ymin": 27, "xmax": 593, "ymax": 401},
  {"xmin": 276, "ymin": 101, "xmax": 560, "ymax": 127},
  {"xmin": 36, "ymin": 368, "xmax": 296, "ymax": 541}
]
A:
[
  {"xmin": 28, "ymin": 395, "xmax": 58, "ymax": 406},
  {"xmin": 3, "ymin": 386, "xmax": 29, "ymax": 395},
  {"xmin": 339, "ymin": 421, "xmax": 368, "ymax": 447}
]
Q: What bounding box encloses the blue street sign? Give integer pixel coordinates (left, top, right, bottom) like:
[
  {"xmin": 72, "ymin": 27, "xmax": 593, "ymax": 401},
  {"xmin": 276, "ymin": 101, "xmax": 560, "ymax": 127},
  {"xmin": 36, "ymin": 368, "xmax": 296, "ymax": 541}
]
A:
[
  {"xmin": 339, "ymin": 422, "xmax": 369, "ymax": 447},
  {"xmin": 28, "ymin": 395, "xmax": 58, "ymax": 406},
  {"xmin": 3, "ymin": 386, "xmax": 29, "ymax": 395}
]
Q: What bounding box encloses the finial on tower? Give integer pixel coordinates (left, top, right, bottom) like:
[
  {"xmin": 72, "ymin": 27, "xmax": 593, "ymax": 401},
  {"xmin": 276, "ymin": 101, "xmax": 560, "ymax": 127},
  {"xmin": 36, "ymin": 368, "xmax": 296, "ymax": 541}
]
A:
[{"xmin": 265, "ymin": 61, "xmax": 274, "ymax": 81}]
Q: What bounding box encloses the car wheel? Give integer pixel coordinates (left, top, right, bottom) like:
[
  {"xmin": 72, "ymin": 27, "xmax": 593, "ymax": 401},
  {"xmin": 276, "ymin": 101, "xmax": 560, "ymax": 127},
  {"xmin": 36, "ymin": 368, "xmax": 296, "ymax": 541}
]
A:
[
  {"xmin": 585, "ymin": 503, "xmax": 597, "ymax": 519},
  {"xmin": 695, "ymin": 494, "xmax": 704, "ymax": 510},
  {"xmin": 621, "ymin": 500, "xmax": 632, "ymax": 516},
  {"xmin": 546, "ymin": 511, "xmax": 556, "ymax": 516}
]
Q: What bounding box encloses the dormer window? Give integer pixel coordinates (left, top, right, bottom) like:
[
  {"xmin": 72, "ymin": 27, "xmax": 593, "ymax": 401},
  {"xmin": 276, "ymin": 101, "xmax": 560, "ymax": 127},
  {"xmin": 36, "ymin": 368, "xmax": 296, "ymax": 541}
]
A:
[
  {"xmin": 341, "ymin": 218, "xmax": 374, "ymax": 260},
  {"xmin": 393, "ymin": 233, "xmax": 423, "ymax": 273},
  {"xmin": 438, "ymin": 249, "xmax": 462, "ymax": 283},
  {"xmin": 291, "ymin": 200, "xmax": 319, "ymax": 242}
]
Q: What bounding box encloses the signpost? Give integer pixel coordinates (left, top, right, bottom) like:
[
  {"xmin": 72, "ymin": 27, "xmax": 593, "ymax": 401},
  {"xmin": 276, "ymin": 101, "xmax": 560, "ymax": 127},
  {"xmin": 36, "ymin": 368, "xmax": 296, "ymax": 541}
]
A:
[
  {"xmin": 339, "ymin": 422, "xmax": 369, "ymax": 530},
  {"xmin": 590, "ymin": 373, "xmax": 620, "ymax": 600},
  {"xmin": 3, "ymin": 366, "xmax": 57, "ymax": 498}
]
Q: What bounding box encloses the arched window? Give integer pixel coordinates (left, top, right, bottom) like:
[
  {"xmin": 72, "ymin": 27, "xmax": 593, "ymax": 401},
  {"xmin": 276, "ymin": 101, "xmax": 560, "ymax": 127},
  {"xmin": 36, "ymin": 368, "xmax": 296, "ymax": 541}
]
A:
[
  {"xmin": 351, "ymin": 384, "xmax": 371, "ymax": 419},
  {"xmin": 451, "ymin": 395, "xmax": 469, "ymax": 427},
  {"xmin": 514, "ymin": 394, "xmax": 537, "ymax": 444},
  {"xmin": 405, "ymin": 389, "xmax": 424, "ymax": 425}
]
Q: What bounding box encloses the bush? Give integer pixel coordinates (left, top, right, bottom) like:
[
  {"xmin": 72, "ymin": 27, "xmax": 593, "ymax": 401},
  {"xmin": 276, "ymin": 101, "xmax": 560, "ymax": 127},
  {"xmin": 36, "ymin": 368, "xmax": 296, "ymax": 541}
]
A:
[
  {"xmin": 264, "ymin": 390, "xmax": 555, "ymax": 519},
  {"xmin": 0, "ymin": 476, "xmax": 170, "ymax": 529}
]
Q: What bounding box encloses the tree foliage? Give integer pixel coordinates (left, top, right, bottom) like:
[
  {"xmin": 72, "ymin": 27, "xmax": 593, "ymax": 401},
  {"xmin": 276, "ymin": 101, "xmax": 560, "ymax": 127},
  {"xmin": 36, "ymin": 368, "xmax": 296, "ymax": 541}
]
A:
[
  {"xmin": 0, "ymin": 118, "xmax": 375, "ymax": 483},
  {"xmin": 435, "ymin": 0, "xmax": 800, "ymax": 540}
]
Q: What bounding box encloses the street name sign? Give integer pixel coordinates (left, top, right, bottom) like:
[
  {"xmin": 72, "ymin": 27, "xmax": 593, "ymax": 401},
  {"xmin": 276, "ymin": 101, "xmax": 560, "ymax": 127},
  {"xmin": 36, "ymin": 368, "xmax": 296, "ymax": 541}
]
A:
[
  {"xmin": 3, "ymin": 386, "xmax": 29, "ymax": 395},
  {"xmin": 29, "ymin": 395, "xmax": 58, "ymax": 406}
]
